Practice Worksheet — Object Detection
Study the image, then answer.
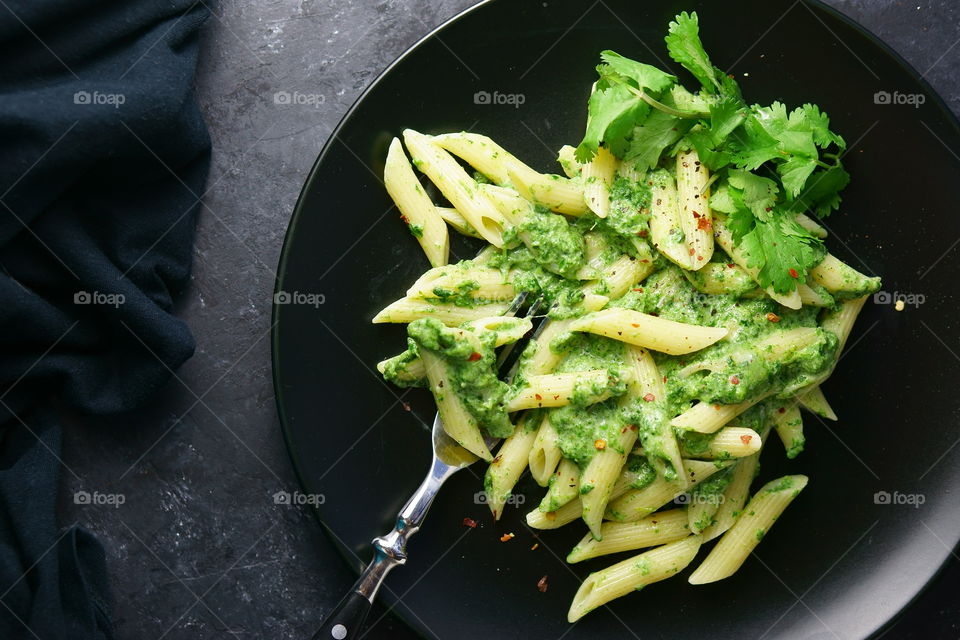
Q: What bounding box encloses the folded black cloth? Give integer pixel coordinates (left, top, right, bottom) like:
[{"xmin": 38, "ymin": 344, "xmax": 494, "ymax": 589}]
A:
[{"xmin": 0, "ymin": 1, "xmax": 211, "ymax": 638}]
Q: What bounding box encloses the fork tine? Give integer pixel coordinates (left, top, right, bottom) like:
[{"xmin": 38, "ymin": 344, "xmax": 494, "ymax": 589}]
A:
[{"xmin": 496, "ymin": 294, "xmax": 549, "ymax": 376}]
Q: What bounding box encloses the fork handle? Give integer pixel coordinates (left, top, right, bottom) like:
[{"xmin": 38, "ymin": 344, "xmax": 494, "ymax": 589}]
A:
[{"xmin": 312, "ymin": 456, "xmax": 452, "ymax": 639}]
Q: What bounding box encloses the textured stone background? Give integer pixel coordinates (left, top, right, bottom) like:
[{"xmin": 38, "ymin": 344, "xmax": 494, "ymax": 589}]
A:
[{"xmin": 55, "ymin": 1, "xmax": 959, "ymax": 638}]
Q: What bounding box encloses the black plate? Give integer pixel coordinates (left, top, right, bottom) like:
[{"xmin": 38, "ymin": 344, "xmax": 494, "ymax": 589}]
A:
[{"xmin": 272, "ymin": 1, "xmax": 960, "ymax": 637}]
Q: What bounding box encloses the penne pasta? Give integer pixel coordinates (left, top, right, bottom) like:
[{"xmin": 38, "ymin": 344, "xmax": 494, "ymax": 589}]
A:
[
  {"xmin": 648, "ymin": 170, "xmax": 693, "ymax": 269},
  {"xmin": 420, "ymin": 349, "xmax": 493, "ymax": 461},
  {"xmin": 484, "ymin": 413, "xmax": 540, "ymax": 519},
  {"xmin": 675, "ymin": 148, "xmax": 714, "ymax": 268},
  {"xmin": 384, "ymin": 137, "xmax": 450, "ymax": 267},
  {"xmin": 568, "ymin": 535, "xmax": 702, "ymax": 622},
  {"xmin": 605, "ymin": 459, "xmax": 732, "ymax": 522},
  {"xmin": 540, "ymin": 457, "xmax": 581, "ymax": 512},
  {"xmin": 506, "ymin": 369, "xmax": 629, "ymax": 412},
  {"xmin": 688, "ymin": 475, "xmax": 808, "ymax": 584},
  {"xmin": 402, "ymin": 129, "xmax": 506, "ymax": 247},
  {"xmin": 372, "ymin": 297, "xmax": 510, "ymax": 325},
  {"xmin": 569, "ymin": 308, "xmax": 728, "ymax": 355},
  {"xmin": 567, "ymin": 508, "xmax": 690, "ymax": 563},
  {"xmin": 581, "ymin": 146, "xmax": 617, "ymax": 218}
]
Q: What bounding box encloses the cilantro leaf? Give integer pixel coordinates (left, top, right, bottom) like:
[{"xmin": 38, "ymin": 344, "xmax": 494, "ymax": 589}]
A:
[
  {"xmin": 778, "ymin": 155, "xmax": 818, "ymax": 196},
  {"xmin": 737, "ymin": 213, "xmax": 826, "ymax": 293},
  {"xmin": 626, "ymin": 107, "xmax": 690, "ymax": 169},
  {"xmin": 575, "ymin": 84, "xmax": 647, "ymax": 162},
  {"xmin": 600, "ymin": 50, "xmax": 676, "ymax": 93},
  {"xmin": 788, "ymin": 165, "xmax": 850, "ymax": 218},
  {"xmin": 789, "ymin": 103, "xmax": 846, "ymax": 149},
  {"xmin": 727, "ymin": 169, "xmax": 778, "ymax": 219},
  {"xmin": 729, "ymin": 115, "xmax": 780, "ymax": 169},
  {"xmin": 665, "ymin": 12, "xmax": 721, "ymax": 93}
]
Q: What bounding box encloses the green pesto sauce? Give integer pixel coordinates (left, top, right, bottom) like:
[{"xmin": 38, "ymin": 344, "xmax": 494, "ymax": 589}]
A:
[
  {"xmin": 516, "ymin": 206, "xmax": 586, "ymax": 279},
  {"xmin": 428, "ymin": 279, "xmax": 481, "ymax": 307},
  {"xmin": 407, "ymin": 223, "xmax": 424, "ymax": 238},
  {"xmin": 381, "ymin": 337, "xmax": 426, "ymax": 388},
  {"xmin": 613, "ymin": 266, "xmax": 838, "ymax": 413},
  {"xmin": 551, "ymin": 398, "xmax": 627, "ymax": 469},
  {"xmin": 624, "ymin": 452, "xmax": 657, "ymax": 490},
  {"xmin": 408, "ymin": 318, "xmax": 513, "ymax": 438}
]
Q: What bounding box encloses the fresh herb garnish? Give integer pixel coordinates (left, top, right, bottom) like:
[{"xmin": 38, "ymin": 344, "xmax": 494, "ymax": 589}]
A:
[{"xmin": 574, "ymin": 11, "xmax": 848, "ymax": 293}]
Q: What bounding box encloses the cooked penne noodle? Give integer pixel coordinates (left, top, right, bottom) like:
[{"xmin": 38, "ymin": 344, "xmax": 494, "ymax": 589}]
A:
[
  {"xmin": 557, "ymin": 144, "xmax": 581, "ymax": 178},
  {"xmin": 384, "ymin": 137, "xmax": 450, "ymax": 267},
  {"xmin": 615, "ymin": 156, "xmax": 644, "ymax": 183},
  {"xmin": 432, "ymin": 131, "xmax": 541, "ymax": 187},
  {"xmin": 702, "ymin": 456, "xmax": 759, "ymax": 542},
  {"xmin": 582, "ymin": 253, "xmax": 656, "ymax": 300},
  {"xmin": 568, "ymin": 308, "xmax": 728, "ymax": 355},
  {"xmin": 798, "ymin": 384, "xmax": 837, "ymax": 420},
  {"xmin": 581, "ymin": 423, "xmax": 638, "ymax": 539},
  {"xmin": 795, "ymin": 212, "xmax": 828, "ymax": 238},
  {"xmin": 683, "ymin": 262, "xmax": 757, "ymax": 296},
  {"xmin": 675, "ymin": 148, "xmax": 714, "ymax": 268},
  {"xmin": 567, "ymin": 508, "xmax": 690, "ymax": 563},
  {"xmin": 625, "ymin": 346, "xmax": 686, "ymax": 486},
  {"xmin": 528, "ymin": 415, "xmax": 563, "ymax": 487},
  {"xmin": 406, "ymin": 264, "xmax": 515, "ymax": 303},
  {"xmin": 402, "ymin": 129, "xmax": 506, "ymax": 247},
  {"xmin": 372, "ymin": 297, "xmax": 510, "ymax": 325},
  {"xmin": 605, "ymin": 459, "xmax": 732, "ymax": 522},
  {"xmin": 670, "ymin": 393, "xmax": 770, "ymax": 434},
  {"xmin": 436, "ymin": 206, "xmax": 482, "ymax": 238},
  {"xmin": 568, "ymin": 535, "xmax": 702, "ymax": 622},
  {"xmin": 540, "ymin": 457, "xmax": 580, "ymax": 512},
  {"xmin": 773, "ymin": 404, "xmax": 804, "ymax": 459},
  {"xmin": 581, "ymin": 146, "xmax": 617, "ymax": 218},
  {"xmin": 680, "ymin": 426, "xmax": 762, "ymax": 459},
  {"xmin": 506, "ymin": 369, "xmax": 628, "ymax": 412},
  {"xmin": 809, "ymin": 254, "xmax": 881, "ymax": 297},
  {"xmin": 420, "ymin": 349, "xmax": 492, "ymax": 461},
  {"xmin": 484, "ymin": 413, "xmax": 540, "ymax": 519},
  {"xmin": 821, "ymin": 294, "xmax": 868, "ymax": 352},
  {"xmin": 688, "ymin": 475, "xmax": 808, "ymax": 584},
  {"xmin": 649, "ymin": 170, "xmax": 693, "ymax": 269},
  {"xmin": 511, "ymin": 172, "xmax": 592, "ymax": 216},
  {"xmin": 798, "ymin": 282, "xmax": 834, "ymax": 307}
]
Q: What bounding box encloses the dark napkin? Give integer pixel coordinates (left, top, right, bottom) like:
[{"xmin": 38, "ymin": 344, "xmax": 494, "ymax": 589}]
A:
[{"xmin": 0, "ymin": 1, "xmax": 211, "ymax": 637}]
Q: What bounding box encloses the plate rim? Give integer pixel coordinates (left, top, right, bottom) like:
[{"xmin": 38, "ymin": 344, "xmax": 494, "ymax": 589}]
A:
[{"xmin": 270, "ymin": 1, "xmax": 960, "ymax": 637}]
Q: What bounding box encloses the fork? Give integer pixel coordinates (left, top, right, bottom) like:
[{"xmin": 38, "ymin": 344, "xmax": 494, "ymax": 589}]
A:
[{"xmin": 312, "ymin": 293, "xmax": 544, "ymax": 640}]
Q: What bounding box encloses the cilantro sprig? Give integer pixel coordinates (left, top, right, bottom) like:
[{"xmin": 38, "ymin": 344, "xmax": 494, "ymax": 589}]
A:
[{"xmin": 574, "ymin": 11, "xmax": 849, "ymax": 293}]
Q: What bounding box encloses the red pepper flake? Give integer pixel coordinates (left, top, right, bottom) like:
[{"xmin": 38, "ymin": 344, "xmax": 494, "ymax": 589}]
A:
[
  {"xmin": 697, "ymin": 216, "xmax": 712, "ymax": 231},
  {"xmin": 643, "ymin": 393, "xmax": 656, "ymax": 402},
  {"xmin": 463, "ymin": 517, "xmax": 477, "ymax": 528},
  {"xmin": 764, "ymin": 207, "xmax": 772, "ymax": 213},
  {"xmin": 789, "ymin": 268, "xmax": 799, "ymax": 279},
  {"xmin": 553, "ymin": 394, "xmax": 560, "ymax": 400},
  {"xmin": 730, "ymin": 376, "xmax": 740, "ymax": 385},
  {"xmin": 594, "ymin": 439, "xmax": 607, "ymax": 450},
  {"xmin": 778, "ymin": 407, "xmax": 786, "ymax": 414},
  {"xmin": 537, "ymin": 575, "xmax": 549, "ymax": 593},
  {"xmin": 662, "ymin": 376, "xmax": 667, "ymax": 383},
  {"xmin": 713, "ymin": 404, "xmax": 722, "ymax": 410},
  {"xmin": 632, "ymin": 288, "xmax": 644, "ymax": 293},
  {"xmin": 766, "ymin": 312, "xmax": 781, "ymax": 323},
  {"xmin": 530, "ymin": 543, "xmax": 539, "ymax": 551},
  {"xmin": 500, "ymin": 533, "xmax": 515, "ymax": 542},
  {"xmin": 534, "ymin": 393, "xmax": 543, "ymax": 401},
  {"xmin": 638, "ymin": 230, "xmax": 649, "ymax": 238},
  {"xmin": 400, "ymin": 214, "xmax": 410, "ymax": 224},
  {"xmin": 740, "ymin": 434, "xmax": 753, "ymax": 445},
  {"xmin": 688, "ymin": 248, "xmax": 696, "ymax": 256},
  {"xmin": 468, "ymin": 352, "xmax": 482, "ymax": 361},
  {"xmin": 630, "ymin": 424, "xmax": 637, "ymax": 431},
  {"xmin": 631, "ymin": 323, "xmax": 640, "ymax": 328},
  {"xmin": 401, "ymin": 401, "xmax": 411, "ymax": 412},
  {"xmin": 727, "ymin": 263, "xmax": 736, "ymax": 268}
]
